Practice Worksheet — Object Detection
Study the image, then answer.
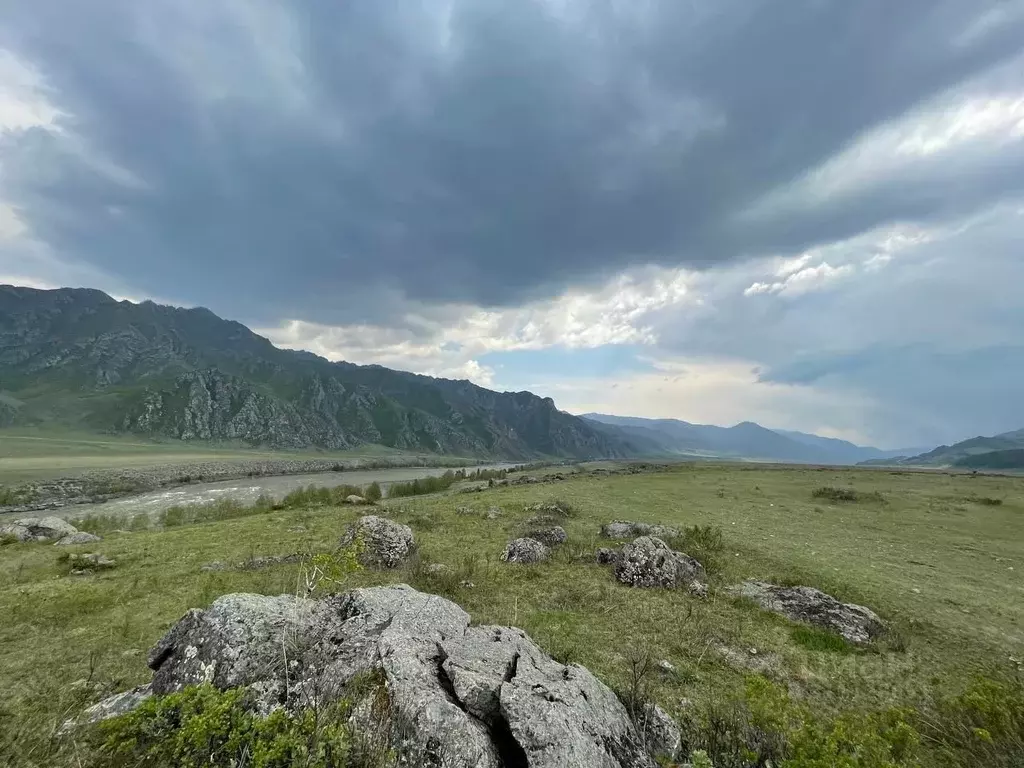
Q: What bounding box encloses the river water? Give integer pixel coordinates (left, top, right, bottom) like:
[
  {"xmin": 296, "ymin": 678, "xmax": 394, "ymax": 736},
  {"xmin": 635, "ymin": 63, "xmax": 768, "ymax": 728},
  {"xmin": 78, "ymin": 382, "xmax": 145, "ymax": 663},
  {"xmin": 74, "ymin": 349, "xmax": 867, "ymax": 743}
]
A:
[{"xmin": 52, "ymin": 464, "xmax": 512, "ymax": 522}]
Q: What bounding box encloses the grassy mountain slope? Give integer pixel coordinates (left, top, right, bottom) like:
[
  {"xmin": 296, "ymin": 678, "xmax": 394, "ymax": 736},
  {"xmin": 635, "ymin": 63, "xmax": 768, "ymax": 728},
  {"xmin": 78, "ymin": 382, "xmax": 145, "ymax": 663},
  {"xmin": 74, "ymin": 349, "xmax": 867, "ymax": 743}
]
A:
[
  {"xmin": 0, "ymin": 286, "xmax": 630, "ymax": 459},
  {"xmin": 865, "ymin": 429, "xmax": 1024, "ymax": 469}
]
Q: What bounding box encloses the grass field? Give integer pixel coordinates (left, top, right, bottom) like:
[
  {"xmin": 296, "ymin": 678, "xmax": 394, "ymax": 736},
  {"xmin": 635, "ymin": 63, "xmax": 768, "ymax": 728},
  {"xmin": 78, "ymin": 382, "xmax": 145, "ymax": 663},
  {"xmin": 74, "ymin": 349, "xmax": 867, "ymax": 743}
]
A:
[
  {"xmin": 0, "ymin": 428, "xmax": 409, "ymax": 485},
  {"xmin": 1, "ymin": 463, "xmax": 1022, "ymax": 766}
]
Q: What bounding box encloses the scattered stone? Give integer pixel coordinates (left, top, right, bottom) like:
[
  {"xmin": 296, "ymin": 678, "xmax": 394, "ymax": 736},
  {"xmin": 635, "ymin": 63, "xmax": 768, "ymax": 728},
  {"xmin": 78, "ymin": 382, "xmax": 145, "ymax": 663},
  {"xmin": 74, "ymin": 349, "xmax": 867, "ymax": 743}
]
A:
[
  {"xmin": 601, "ymin": 521, "xmax": 680, "ymax": 539},
  {"xmin": 344, "ymin": 494, "xmax": 367, "ymax": 505},
  {"xmin": 59, "ymin": 685, "xmax": 153, "ymax": 734},
  {"xmin": 523, "ymin": 525, "xmax": 568, "ymax": 547},
  {"xmin": 614, "ymin": 537, "xmax": 705, "ymax": 590},
  {"xmin": 501, "ymin": 537, "xmax": 551, "ymax": 564},
  {"xmin": 714, "ymin": 644, "xmax": 782, "ymax": 677},
  {"xmin": 596, "ymin": 547, "xmax": 620, "ymax": 565},
  {"xmin": 459, "ymin": 580, "xmax": 476, "ymax": 589},
  {"xmin": 425, "ymin": 563, "xmax": 452, "ymax": 574},
  {"xmin": 455, "ymin": 505, "xmax": 475, "ymax": 515},
  {"xmin": 70, "ymin": 585, "xmax": 658, "ymax": 767},
  {"xmin": 525, "ymin": 501, "xmax": 572, "ymax": 517},
  {"xmin": 238, "ymin": 553, "xmax": 301, "ymax": 570},
  {"xmin": 484, "ymin": 506, "xmax": 503, "ymax": 520},
  {"xmin": 730, "ymin": 580, "xmax": 887, "ymax": 644},
  {"xmin": 287, "ymin": 525, "xmax": 307, "ymax": 533},
  {"xmin": 340, "ymin": 515, "xmax": 415, "ymax": 569},
  {"xmin": 656, "ymin": 659, "xmax": 676, "ymax": 675},
  {"xmin": 65, "ymin": 553, "xmax": 116, "ymax": 572},
  {"xmin": 200, "ymin": 561, "xmax": 228, "ymax": 572},
  {"xmin": 1, "ymin": 516, "xmax": 79, "ymax": 542},
  {"xmin": 54, "ymin": 531, "xmax": 103, "ymax": 546}
]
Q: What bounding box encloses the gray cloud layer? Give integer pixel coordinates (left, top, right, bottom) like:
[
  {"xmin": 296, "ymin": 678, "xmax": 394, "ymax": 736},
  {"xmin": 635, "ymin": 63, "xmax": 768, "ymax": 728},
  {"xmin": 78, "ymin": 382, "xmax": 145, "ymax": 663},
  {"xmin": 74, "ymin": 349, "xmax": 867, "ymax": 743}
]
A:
[{"xmin": 3, "ymin": 0, "xmax": 1023, "ymax": 326}]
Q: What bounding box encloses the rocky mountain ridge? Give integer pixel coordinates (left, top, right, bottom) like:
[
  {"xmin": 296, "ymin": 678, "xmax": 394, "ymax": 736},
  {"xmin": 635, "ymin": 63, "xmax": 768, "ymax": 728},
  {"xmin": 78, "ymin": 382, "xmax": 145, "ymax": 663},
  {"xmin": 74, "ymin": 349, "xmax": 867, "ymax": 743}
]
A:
[{"xmin": 0, "ymin": 285, "xmax": 630, "ymax": 459}]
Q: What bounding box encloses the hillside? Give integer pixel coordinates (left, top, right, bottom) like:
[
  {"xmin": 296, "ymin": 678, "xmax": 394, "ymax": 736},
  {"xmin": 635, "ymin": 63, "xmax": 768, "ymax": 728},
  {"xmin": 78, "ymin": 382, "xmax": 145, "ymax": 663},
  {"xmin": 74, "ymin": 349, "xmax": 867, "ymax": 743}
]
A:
[
  {"xmin": 0, "ymin": 286, "xmax": 633, "ymax": 459},
  {"xmin": 861, "ymin": 428, "xmax": 1024, "ymax": 469},
  {"xmin": 582, "ymin": 413, "xmax": 909, "ymax": 465}
]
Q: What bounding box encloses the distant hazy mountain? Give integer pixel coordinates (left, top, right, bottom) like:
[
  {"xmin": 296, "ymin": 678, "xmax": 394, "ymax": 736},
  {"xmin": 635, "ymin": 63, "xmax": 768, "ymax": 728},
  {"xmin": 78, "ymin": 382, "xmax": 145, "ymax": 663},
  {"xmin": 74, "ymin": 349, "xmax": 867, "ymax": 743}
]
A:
[
  {"xmin": 582, "ymin": 413, "xmax": 913, "ymax": 465},
  {"xmin": 0, "ymin": 285, "xmax": 635, "ymax": 459},
  {"xmin": 868, "ymin": 428, "xmax": 1024, "ymax": 469}
]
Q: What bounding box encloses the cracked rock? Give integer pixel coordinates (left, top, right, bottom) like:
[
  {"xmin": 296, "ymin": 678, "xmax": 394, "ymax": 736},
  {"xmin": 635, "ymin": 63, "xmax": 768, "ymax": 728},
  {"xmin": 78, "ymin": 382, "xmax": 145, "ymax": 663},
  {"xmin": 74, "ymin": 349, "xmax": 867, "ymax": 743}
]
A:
[
  {"xmin": 614, "ymin": 537, "xmax": 705, "ymax": 589},
  {"xmin": 340, "ymin": 515, "xmax": 414, "ymax": 568},
  {"xmin": 68, "ymin": 585, "xmax": 657, "ymax": 767}
]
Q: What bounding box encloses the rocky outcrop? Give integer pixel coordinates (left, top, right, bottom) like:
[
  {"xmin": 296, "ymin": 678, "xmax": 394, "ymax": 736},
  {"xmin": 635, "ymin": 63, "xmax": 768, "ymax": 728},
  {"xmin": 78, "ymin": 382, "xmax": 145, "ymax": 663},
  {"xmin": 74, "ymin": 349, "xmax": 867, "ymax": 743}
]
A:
[
  {"xmin": 614, "ymin": 537, "xmax": 706, "ymax": 591},
  {"xmin": 72, "ymin": 585, "xmax": 659, "ymax": 767},
  {"xmin": 0, "ymin": 516, "xmax": 79, "ymax": 542},
  {"xmin": 501, "ymin": 537, "xmax": 551, "ymax": 564},
  {"xmin": 601, "ymin": 521, "xmax": 680, "ymax": 539},
  {"xmin": 340, "ymin": 515, "xmax": 414, "ymax": 568},
  {"xmin": 731, "ymin": 581, "xmax": 887, "ymax": 644}
]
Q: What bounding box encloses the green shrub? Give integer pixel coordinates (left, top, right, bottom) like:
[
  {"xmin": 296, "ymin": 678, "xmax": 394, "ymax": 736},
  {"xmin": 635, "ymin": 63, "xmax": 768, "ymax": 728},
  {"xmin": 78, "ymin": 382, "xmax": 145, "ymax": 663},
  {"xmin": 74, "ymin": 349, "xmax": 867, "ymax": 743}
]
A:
[
  {"xmin": 363, "ymin": 482, "xmax": 382, "ymax": 502},
  {"xmin": 680, "ymin": 676, "xmax": 920, "ymax": 768},
  {"xmin": 921, "ymin": 677, "xmax": 1024, "ymax": 767},
  {"xmin": 387, "ymin": 471, "xmax": 459, "ymax": 499},
  {"xmin": 812, "ymin": 487, "xmax": 885, "ymax": 504},
  {"xmin": 87, "ymin": 684, "xmax": 361, "ymax": 768},
  {"xmin": 791, "ymin": 626, "xmax": 856, "ymax": 655}
]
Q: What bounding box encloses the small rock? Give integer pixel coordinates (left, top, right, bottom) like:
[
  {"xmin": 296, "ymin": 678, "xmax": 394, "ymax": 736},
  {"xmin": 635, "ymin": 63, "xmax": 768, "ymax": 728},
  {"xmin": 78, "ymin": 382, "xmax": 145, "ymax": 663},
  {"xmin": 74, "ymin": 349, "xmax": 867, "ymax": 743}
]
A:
[
  {"xmin": 523, "ymin": 525, "xmax": 568, "ymax": 547},
  {"xmin": 501, "ymin": 537, "xmax": 550, "ymax": 564},
  {"xmin": 459, "ymin": 580, "xmax": 476, "ymax": 588},
  {"xmin": 54, "ymin": 531, "xmax": 103, "ymax": 546},
  {"xmin": 59, "ymin": 685, "xmax": 153, "ymax": 734},
  {"xmin": 425, "ymin": 563, "xmax": 452, "ymax": 574},
  {"xmin": 340, "ymin": 515, "xmax": 415, "ymax": 569},
  {"xmin": 286, "ymin": 525, "xmax": 307, "ymax": 533},
  {"xmin": 615, "ymin": 537, "xmax": 706, "ymax": 589},
  {"xmin": 657, "ymin": 659, "xmax": 676, "ymax": 674},
  {"xmin": 601, "ymin": 521, "xmax": 680, "ymax": 539},
  {"xmin": 65, "ymin": 553, "xmax": 116, "ymax": 571},
  {"xmin": 345, "ymin": 494, "xmax": 367, "ymax": 505},
  {"xmin": 730, "ymin": 580, "xmax": 887, "ymax": 644},
  {"xmin": 455, "ymin": 506, "xmax": 475, "ymax": 515},
  {"xmin": 484, "ymin": 506, "xmax": 503, "ymax": 519},
  {"xmin": 2, "ymin": 516, "xmax": 79, "ymax": 542}
]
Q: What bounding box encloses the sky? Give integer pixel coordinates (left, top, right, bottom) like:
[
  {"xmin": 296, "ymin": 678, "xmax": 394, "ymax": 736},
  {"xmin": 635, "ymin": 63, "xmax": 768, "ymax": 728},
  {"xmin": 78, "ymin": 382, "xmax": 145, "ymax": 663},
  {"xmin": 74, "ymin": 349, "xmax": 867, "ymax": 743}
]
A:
[{"xmin": 1, "ymin": 0, "xmax": 1023, "ymax": 449}]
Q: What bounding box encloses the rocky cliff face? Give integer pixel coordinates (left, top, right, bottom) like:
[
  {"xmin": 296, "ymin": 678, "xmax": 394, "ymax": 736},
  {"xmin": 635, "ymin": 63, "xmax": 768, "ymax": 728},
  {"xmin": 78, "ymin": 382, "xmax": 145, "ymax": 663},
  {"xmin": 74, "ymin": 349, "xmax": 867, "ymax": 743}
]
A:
[{"xmin": 0, "ymin": 285, "xmax": 631, "ymax": 459}]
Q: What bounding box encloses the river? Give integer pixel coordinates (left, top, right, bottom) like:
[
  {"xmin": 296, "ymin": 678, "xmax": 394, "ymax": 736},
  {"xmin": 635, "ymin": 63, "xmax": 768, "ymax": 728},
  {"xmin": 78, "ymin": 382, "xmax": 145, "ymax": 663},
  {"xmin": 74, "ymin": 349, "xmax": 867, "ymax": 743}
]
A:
[{"xmin": 49, "ymin": 464, "xmax": 513, "ymax": 522}]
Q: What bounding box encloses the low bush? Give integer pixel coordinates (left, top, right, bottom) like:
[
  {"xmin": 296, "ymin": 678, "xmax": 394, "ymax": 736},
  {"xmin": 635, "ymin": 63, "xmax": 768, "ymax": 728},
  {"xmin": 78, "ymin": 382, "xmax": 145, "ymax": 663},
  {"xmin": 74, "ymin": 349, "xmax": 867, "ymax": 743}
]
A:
[
  {"xmin": 791, "ymin": 626, "xmax": 856, "ymax": 655},
  {"xmin": 919, "ymin": 677, "xmax": 1024, "ymax": 767},
  {"xmin": 85, "ymin": 683, "xmax": 381, "ymax": 768},
  {"xmin": 812, "ymin": 486, "xmax": 886, "ymax": 504}
]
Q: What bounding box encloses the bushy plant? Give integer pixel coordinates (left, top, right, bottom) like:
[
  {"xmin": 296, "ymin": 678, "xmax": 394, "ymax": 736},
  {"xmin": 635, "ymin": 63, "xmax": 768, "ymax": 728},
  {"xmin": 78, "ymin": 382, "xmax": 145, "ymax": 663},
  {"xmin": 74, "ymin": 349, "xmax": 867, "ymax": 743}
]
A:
[
  {"xmin": 921, "ymin": 677, "xmax": 1024, "ymax": 767},
  {"xmin": 363, "ymin": 482, "xmax": 382, "ymax": 502},
  {"xmin": 88, "ymin": 684, "xmax": 359, "ymax": 768}
]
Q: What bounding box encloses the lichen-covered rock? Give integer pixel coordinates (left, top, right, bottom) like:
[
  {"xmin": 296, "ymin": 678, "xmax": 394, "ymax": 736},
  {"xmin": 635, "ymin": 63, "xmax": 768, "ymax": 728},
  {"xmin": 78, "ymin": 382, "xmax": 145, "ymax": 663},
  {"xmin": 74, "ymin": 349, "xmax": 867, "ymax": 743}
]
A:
[
  {"xmin": 633, "ymin": 703, "xmax": 681, "ymax": 761},
  {"xmin": 59, "ymin": 685, "xmax": 153, "ymax": 734},
  {"xmin": 340, "ymin": 515, "xmax": 414, "ymax": 568},
  {"xmin": 501, "ymin": 537, "xmax": 550, "ymax": 564},
  {"xmin": 596, "ymin": 547, "xmax": 620, "ymax": 565},
  {"xmin": 1, "ymin": 516, "xmax": 79, "ymax": 542},
  {"xmin": 601, "ymin": 521, "xmax": 680, "ymax": 539},
  {"xmin": 615, "ymin": 537, "xmax": 705, "ymax": 589},
  {"xmin": 730, "ymin": 581, "xmax": 886, "ymax": 644},
  {"xmin": 72, "ymin": 585, "xmax": 657, "ymax": 767},
  {"xmin": 54, "ymin": 531, "xmax": 103, "ymax": 546},
  {"xmin": 523, "ymin": 525, "xmax": 568, "ymax": 547}
]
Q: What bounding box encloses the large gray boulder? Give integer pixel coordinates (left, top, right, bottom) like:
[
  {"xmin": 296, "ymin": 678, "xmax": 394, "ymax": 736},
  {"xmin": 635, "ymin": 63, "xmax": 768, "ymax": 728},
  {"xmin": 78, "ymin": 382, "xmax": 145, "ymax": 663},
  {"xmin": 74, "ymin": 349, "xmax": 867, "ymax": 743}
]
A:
[
  {"xmin": 615, "ymin": 537, "xmax": 706, "ymax": 590},
  {"xmin": 1, "ymin": 516, "xmax": 79, "ymax": 542},
  {"xmin": 601, "ymin": 521, "xmax": 680, "ymax": 539},
  {"xmin": 501, "ymin": 537, "xmax": 550, "ymax": 564},
  {"xmin": 340, "ymin": 515, "xmax": 414, "ymax": 568},
  {"xmin": 730, "ymin": 581, "xmax": 886, "ymax": 644},
  {"xmin": 73, "ymin": 585, "xmax": 657, "ymax": 768}
]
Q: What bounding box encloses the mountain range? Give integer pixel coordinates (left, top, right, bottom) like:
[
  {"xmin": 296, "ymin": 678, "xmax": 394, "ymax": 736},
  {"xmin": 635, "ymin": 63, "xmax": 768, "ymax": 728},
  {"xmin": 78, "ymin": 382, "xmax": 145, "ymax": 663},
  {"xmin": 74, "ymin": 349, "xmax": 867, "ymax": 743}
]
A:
[
  {"xmin": 581, "ymin": 413, "xmax": 918, "ymax": 466},
  {"xmin": 0, "ymin": 285, "xmax": 933, "ymax": 464},
  {"xmin": 858, "ymin": 428, "xmax": 1024, "ymax": 470}
]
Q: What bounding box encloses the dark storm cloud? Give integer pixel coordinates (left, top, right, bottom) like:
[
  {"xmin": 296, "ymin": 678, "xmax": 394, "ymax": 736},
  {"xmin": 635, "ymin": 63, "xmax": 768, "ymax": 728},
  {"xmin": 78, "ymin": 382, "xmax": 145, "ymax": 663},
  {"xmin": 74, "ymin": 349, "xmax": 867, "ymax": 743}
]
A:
[{"xmin": 2, "ymin": 0, "xmax": 1023, "ymax": 325}]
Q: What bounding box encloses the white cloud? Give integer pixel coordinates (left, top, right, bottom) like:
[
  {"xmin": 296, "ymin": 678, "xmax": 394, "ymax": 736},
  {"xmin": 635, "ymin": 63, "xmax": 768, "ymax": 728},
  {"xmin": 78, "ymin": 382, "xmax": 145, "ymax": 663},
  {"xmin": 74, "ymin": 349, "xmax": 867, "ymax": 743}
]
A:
[
  {"xmin": 258, "ymin": 265, "xmax": 695, "ymax": 381},
  {"xmin": 744, "ymin": 262, "xmax": 854, "ymax": 297},
  {"xmin": 0, "ymin": 49, "xmax": 62, "ymax": 133}
]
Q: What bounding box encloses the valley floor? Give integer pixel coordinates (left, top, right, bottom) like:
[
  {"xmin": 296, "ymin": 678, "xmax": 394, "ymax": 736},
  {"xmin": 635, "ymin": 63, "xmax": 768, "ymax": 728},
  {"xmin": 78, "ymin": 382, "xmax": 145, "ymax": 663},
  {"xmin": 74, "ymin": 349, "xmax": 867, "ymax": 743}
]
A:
[{"xmin": 1, "ymin": 463, "xmax": 1022, "ymax": 766}]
